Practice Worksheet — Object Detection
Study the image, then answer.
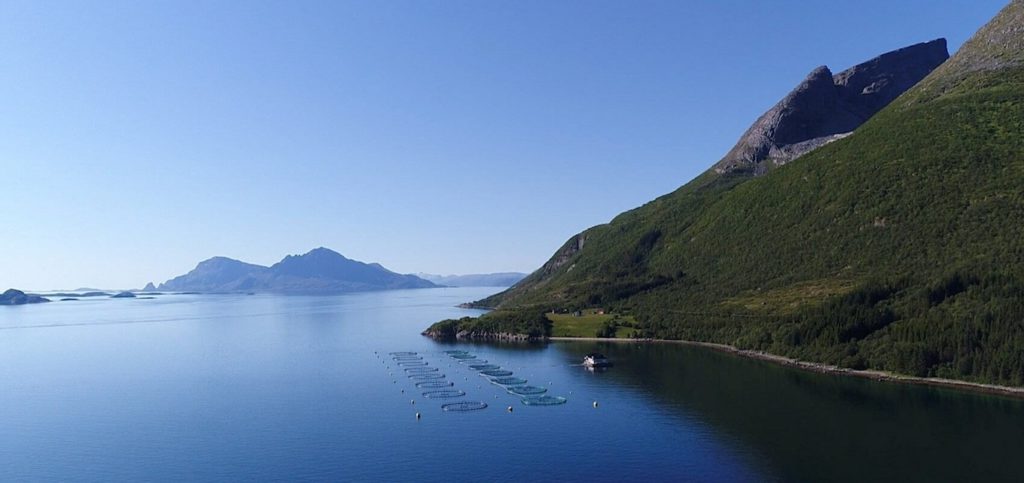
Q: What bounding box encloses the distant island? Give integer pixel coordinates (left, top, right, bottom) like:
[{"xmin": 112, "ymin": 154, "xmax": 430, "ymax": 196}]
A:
[
  {"xmin": 158, "ymin": 247, "xmax": 438, "ymax": 294},
  {"xmin": 0, "ymin": 289, "xmax": 50, "ymax": 305},
  {"xmin": 416, "ymin": 272, "xmax": 527, "ymax": 287}
]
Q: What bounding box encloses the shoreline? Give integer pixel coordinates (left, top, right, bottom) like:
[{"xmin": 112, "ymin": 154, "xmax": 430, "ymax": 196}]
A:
[{"xmin": 549, "ymin": 336, "xmax": 1024, "ymax": 400}]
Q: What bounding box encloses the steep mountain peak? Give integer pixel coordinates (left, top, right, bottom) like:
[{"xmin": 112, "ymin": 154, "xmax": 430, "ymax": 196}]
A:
[
  {"xmin": 304, "ymin": 247, "xmax": 346, "ymax": 258},
  {"xmin": 714, "ymin": 38, "xmax": 948, "ymax": 176},
  {"xmin": 191, "ymin": 256, "xmax": 267, "ymax": 271},
  {"xmin": 199, "ymin": 256, "xmax": 246, "ymax": 265}
]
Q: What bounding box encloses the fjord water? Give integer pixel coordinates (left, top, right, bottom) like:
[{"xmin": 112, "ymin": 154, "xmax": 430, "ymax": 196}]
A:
[{"xmin": 2, "ymin": 289, "xmax": 1023, "ymax": 482}]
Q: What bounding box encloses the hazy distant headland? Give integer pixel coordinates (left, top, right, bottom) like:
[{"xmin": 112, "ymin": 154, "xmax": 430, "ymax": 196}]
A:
[
  {"xmin": 158, "ymin": 247, "xmax": 439, "ymax": 294},
  {"xmin": 417, "ymin": 272, "xmax": 527, "ymax": 287}
]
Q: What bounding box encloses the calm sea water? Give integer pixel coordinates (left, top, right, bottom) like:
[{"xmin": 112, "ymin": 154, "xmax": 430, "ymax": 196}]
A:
[{"xmin": 2, "ymin": 288, "xmax": 1023, "ymax": 482}]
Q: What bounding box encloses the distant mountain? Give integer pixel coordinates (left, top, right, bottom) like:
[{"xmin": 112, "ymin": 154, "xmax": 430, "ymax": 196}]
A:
[
  {"xmin": 160, "ymin": 257, "xmax": 268, "ymax": 292},
  {"xmin": 417, "ymin": 272, "xmax": 527, "ymax": 287},
  {"xmin": 159, "ymin": 247, "xmax": 438, "ymax": 294},
  {"xmin": 1, "ymin": 289, "xmax": 50, "ymax": 305},
  {"xmin": 142, "ymin": 282, "xmax": 157, "ymax": 291}
]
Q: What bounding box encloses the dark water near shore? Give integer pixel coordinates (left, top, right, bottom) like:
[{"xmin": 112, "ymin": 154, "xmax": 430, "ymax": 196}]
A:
[{"xmin": 2, "ymin": 288, "xmax": 1023, "ymax": 481}]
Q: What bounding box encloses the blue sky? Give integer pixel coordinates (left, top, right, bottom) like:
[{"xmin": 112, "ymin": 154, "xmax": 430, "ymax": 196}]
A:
[{"xmin": 0, "ymin": 0, "xmax": 1008, "ymax": 290}]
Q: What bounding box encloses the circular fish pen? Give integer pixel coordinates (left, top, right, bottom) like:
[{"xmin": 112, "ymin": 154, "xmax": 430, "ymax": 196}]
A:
[
  {"xmin": 490, "ymin": 376, "xmax": 527, "ymax": 386},
  {"xmin": 422, "ymin": 389, "xmax": 466, "ymax": 399},
  {"xmin": 409, "ymin": 373, "xmax": 445, "ymax": 380},
  {"xmin": 521, "ymin": 395, "xmax": 567, "ymax": 406},
  {"xmin": 449, "ymin": 354, "xmax": 477, "ymax": 360},
  {"xmin": 389, "ymin": 352, "xmax": 418, "ymax": 356},
  {"xmin": 392, "ymin": 356, "xmax": 422, "ymax": 361},
  {"xmin": 404, "ymin": 367, "xmax": 439, "ymax": 373},
  {"xmin": 443, "ymin": 350, "xmax": 468, "ymax": 355},
  {"xmin": 468, "ymin": 364, "xmax": 500, "ymax": 371},
  {"xmin": 441, "ymin": 401, "xmax": 487, "ymax": 412},
  {"xmin": 415, "ymin": 380, "xmax": 454, "ymax": 388},
  {"xmin": 509, "ymin": 385, "xmax": 547, "ymax": 395},
  {"xmin": 480, "ymin": 370, "xmax": 513, "ymax": 377},
  {"xmin": 459, "ymin": 359, "xmax": 486, "ymax": 364}
]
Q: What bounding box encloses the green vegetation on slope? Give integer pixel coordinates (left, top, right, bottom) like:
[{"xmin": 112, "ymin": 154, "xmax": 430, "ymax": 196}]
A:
[
  {"xmin": 547, "ymin": 310, "xmax": 638, "ymax": 338},
  {"xmin": 438, "ymin": 3, "xmax": 1024, "ymax": 386}
]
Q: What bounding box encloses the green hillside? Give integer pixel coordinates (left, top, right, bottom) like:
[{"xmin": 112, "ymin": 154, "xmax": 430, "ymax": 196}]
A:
[{"xmin": 433, "ymin": 1, "xmax": 1024, "ymax": 386}]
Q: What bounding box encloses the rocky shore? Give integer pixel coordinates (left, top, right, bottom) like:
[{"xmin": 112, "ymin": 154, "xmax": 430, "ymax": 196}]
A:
[{"xmin": 422, "ymin": 328, "xmax": 536, "ymax": 342}]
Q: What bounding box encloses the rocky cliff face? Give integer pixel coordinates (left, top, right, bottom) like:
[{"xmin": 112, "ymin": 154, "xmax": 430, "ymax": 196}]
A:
[{"xmin": 714, "ymin": 39, "xmax": 949, "ymax": 175}]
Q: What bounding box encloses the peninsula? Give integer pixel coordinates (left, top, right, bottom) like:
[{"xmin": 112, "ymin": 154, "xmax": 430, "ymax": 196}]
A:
[{"xmin": 428, "ymin": 2, "xmax": 1024, "ymax": 389}]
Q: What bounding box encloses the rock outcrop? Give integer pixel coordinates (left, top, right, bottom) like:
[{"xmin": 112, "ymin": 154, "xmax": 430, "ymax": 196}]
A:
[{"xmin": 714, "ymin": 39, "xmax": 949, "ymax": 175}]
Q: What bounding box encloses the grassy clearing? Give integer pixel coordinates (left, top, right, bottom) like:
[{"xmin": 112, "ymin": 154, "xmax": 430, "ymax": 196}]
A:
[
  {"xmin": 547, "ymin": 309, "xmax": 638, "ymax": 338},
  {"xmin": 721, "ymin": 278, "xmax": 858, "ymax": 315}
]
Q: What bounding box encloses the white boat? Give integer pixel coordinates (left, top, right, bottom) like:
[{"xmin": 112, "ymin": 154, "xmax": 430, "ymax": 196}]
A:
[{"xmin": 583, "ymin": 353, "xmax": 612, "ymax": 368}]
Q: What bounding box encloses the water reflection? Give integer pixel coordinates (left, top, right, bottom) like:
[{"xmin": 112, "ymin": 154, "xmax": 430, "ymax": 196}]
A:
[{"xmin": 551, "ymin": 340, "xmax": 1024, "ymax": 482}]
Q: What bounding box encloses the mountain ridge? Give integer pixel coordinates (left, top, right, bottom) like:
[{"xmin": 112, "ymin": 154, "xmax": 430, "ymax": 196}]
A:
[
  {"xmin": 441, "ymin": 1, "xmax": 1024, "ymax": 386},
  {"xmin": 476, "ymin": 37, "xmax": 953, "ymax": 312}
]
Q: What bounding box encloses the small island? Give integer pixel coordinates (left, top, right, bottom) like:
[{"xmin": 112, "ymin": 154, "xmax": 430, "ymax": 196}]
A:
[{"xmin": 0, "ymin": 289, "xmax": 50, "ymax": 305}]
